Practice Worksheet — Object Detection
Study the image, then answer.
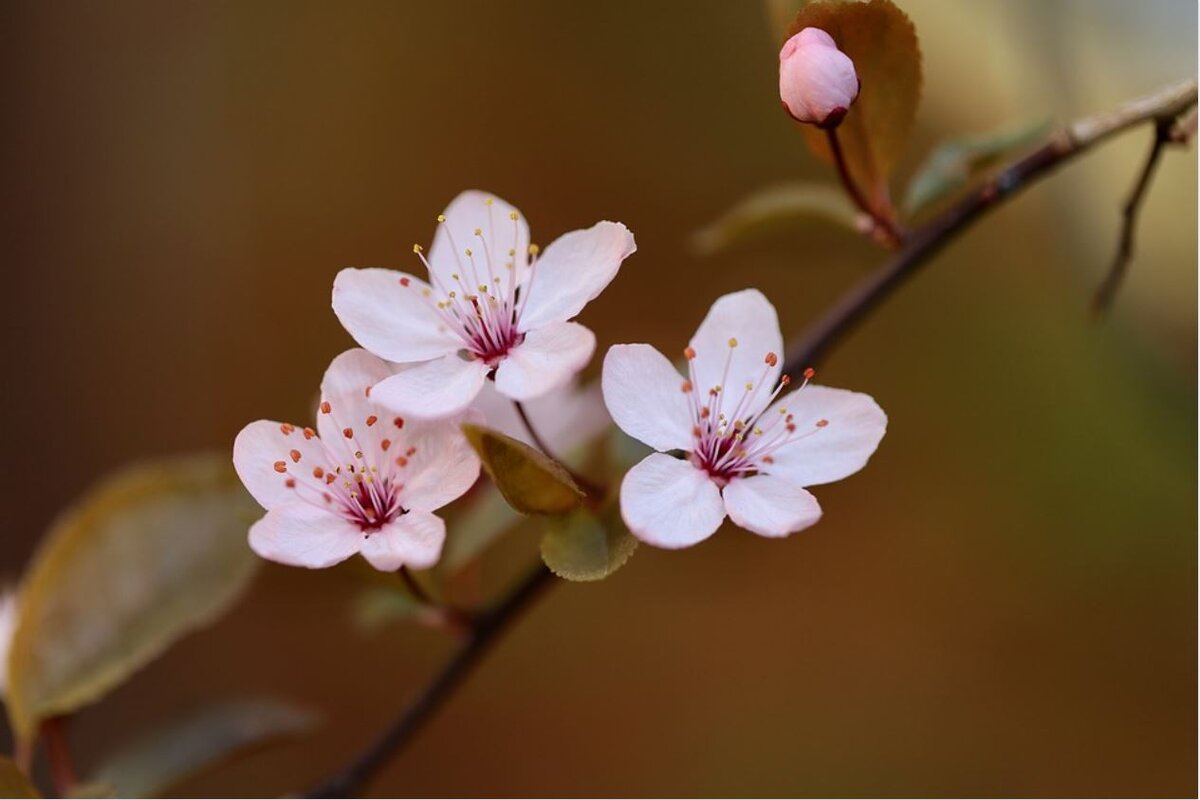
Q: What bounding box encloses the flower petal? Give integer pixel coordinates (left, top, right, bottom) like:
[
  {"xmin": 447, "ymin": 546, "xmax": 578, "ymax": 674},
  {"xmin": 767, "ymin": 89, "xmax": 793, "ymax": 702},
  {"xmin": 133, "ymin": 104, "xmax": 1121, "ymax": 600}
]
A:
[
  {"xmin": 315, "ymin": 348, "xmax": 397, "ymax": 445},
  {"xmin": 516, "ymin": 221, "xmax": 636, "ymax": 331},
  {"xmin": 332, "ymin": 268, "xmax": 460, "ymax": 363},
  {"xmin": 369, "ymin": 353, "xmax": 489, "ymax": 419},
  {"xmin": 248, "ymin": 502, "xmax": 363, "ymax": 569},
  {"xmin": 493, "ymin": 321, "xmax": 595, "ymax": 401},
  {"xmin": 761, "ymin": 385, "xmax": 887, "ymax": 486},
  {"xmin": 722, "ymin": 474, "xmax": 822, "ymax": 538},
  {"xmin": 396, "ymin": 413, "xmax": 482, "ymax": 512},
  {"xmin": 233, "ymin": 419, "xmax": 329, "ymax": 510},
  {"xmin": 427, "ymin": 190, "xmax": 530, "ymax": 294},
  {"xmin": 359, "ymin": 511, "xmax": 446, "ymax": 571},
  {"xmin": 688, "ymin": 289, "xmax": 783, "ymax": 422},
  {"xmin": 471, "ymin": 379, "xmax": 611, "ymax": 456},
  {"xmin": 601, "ymin": 344, "xmax": 693, "ymax": 452},
  {"xmin": 619, "ymin": 453, "xmax": 725, "ymax": 549}
]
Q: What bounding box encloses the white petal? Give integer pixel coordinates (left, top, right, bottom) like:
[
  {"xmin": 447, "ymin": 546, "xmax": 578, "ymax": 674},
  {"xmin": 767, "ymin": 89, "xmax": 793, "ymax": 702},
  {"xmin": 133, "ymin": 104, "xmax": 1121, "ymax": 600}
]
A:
[
  {"xmin": 619, "ymin": 453, "xmax": 725, "ymax": 549},
  {"xmin": 427, "ymin": 190, "xmax": 530, "ymax": 293},
  {"xmin": 359, "ymin": 511, "xmax": 446, "ymax": 571},
  {"xmin": 248, "ymin": 503, "xmax": 363, "ymax": 569},
  {"xmin": 233, "ymin": 419, "xmax": 329, "ymax": 510},
  {"xmin": 517, "ymin": 221, "xmax": 636, "ymax": 331},
  {"xmin": 332, "ymin": 268, "xmax": 460, "ymax": 363},
  {"xmin": 601, "ymin": 344, "xmax": 693, "ymax": 452},
  {"xmin": 471, "ymin": 379, "xmax": 611, "ymax": 456},
  {"xmin": 395, "ymin": 413, "xmax": 482, "ymax": 512},
  {"xmin": 369, "ymin": 353, "xmax": 489, "ymax": 419},
  {"xmin": 493, "ymin": 321, "xmax": 595, "ymax": 401},
  {"xmin": 688, "ymin": 289, "xmax": 783, "ymax": 421},
  {"xmin": 315, "ymin": 348, "xmax": 397, "ymax": 445},
  {"xmin": 761, "ymin": 385, "xmax": 887, "ymax": 486},
  {"xmin": 722, "ymin": 474, "xmax": 822, "ymax": 538}
]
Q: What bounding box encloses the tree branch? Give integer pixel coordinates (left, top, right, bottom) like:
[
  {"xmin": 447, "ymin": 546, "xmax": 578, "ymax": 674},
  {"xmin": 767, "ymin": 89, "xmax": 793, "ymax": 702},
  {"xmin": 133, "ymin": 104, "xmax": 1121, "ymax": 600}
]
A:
[
  {"xmin": 782, "ymin": 78, "xmax": 1196, "ymax": 376},
  {"xmin": 306, "ymin": 563, "xmax": 556, "ymax": 797}
]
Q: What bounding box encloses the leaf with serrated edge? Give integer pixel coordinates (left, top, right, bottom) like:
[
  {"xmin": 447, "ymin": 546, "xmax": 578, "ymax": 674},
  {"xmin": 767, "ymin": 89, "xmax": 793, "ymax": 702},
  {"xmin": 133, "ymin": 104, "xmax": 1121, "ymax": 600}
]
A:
[
  {"xmin": 91, "ymin": 698, "xmax": 316, "ymax": 798},
  {"xmin": 462, "ymin": 424, "xmax": 584, "ymax": 516},
  {"xmin": 903, "ymin": 120, "xmax": 1050, "ymax": 215},
  {"xmin": 6, "ymin": 454, "xmax": 260, "ymax": 740},
  {"xmin": 693, "ymin": 183, "xmax": 860, "ymax": 255},
  {"xmin": 541, "ymin": 510, "xmax": 637, "ymax": 582},
  {"xmin": 791, "ymin": 0, "xmax": 922, "ymax": 210}
]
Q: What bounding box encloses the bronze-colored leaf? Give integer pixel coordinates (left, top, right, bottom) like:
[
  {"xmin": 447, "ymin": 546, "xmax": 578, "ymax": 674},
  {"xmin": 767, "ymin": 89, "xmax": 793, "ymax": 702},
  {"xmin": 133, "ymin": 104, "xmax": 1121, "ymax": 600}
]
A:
[
  {"xmin": 541, "ymin": 509, "xmax": 637, "ymax": 582},
  {"xmin": 462, "ymin": 424, "xmax": 585, "ymax": 516}
]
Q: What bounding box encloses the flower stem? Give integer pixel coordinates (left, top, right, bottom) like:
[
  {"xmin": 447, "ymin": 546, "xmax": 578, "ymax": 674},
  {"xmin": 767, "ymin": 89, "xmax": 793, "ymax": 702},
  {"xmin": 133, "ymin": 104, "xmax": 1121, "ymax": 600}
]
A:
[
  {"xmin": 825, "ymin": 126, "xmax": 906, "ymax": 247},
  {"xmin": 513, "ymin": 400, "xmax": 604, "ymax": 498}
]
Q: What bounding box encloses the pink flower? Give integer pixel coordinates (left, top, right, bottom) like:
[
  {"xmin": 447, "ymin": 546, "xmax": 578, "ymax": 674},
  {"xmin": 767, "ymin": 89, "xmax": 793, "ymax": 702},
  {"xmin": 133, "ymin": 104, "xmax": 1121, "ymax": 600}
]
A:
[
  {"xmin": 333, "ymin": 191, "xmax": 636, "ymax": 419},
  {"xmin": 779, "ymin": 27, "xmax": 859, "ymax": 128},
  {"xmin": 602, "ymin": 289, "xmax": 886, "ymax": 548},
  {"xmin": 233, "ymin": 349, "xmax": 480, "ymax": 571}
]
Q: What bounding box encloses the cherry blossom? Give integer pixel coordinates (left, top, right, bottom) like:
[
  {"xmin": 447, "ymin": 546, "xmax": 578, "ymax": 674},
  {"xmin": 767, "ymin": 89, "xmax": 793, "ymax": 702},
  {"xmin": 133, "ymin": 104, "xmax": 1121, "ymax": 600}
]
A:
[
  {"xmin": 602, "ymin": 289, "xmax": 886, "ymax": 548},
  {"xmin": 779, "ymin": 27, "xmax": 860, "ymax": 128},
  {"xmin": 332, "ymin": 191, "xmax": 636, "ymax": 419},
  {"xmin": 233, "ymin": 349, "xmax": 480, "ymax": 571}
]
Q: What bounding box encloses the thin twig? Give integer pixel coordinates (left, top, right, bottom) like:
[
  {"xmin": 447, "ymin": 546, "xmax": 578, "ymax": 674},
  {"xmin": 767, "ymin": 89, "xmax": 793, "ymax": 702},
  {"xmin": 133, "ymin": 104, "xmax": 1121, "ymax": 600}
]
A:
[
  {"xmin": 42, "ymin": 716, "xmax": 77, "ymax": 796},
  {"xmin": 306, "ymin": 563, "xmax": 556, "ymax": 797},
  {"xmin": 783, "ymin": 78, "xmax": 1196, "ymax": 375},
  {"xmin": 398, "ymin": 566, "xmax": 434, "ymax": 606},
  {"xmin": 1091, "ymin": 120, "xmax": 1170, "ymax": 315},
  {"xmin": 825, "ymin": 127, "xmax": 906, "ymax": 247},
  {"xmin": 514, "ymin": 400, "xmax": 605, "ymax": 499},
  {"xmin": 309, "ymin": 77, "xmax": 1197, "ymax": 799}
]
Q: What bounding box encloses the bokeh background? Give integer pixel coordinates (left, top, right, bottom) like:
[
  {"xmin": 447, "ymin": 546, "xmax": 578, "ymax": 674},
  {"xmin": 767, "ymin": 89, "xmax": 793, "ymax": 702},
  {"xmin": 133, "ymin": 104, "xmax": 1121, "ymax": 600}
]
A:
[{"xmin": 2, "ymin": 0, "xmax": 1196, "ymax": 796}]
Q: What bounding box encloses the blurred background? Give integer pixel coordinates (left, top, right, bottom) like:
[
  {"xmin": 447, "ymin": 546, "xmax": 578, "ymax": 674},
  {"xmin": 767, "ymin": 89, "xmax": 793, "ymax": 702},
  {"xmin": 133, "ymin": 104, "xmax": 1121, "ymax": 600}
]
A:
[{"xmin": 2, "ymin": 0, "xmax": 1195, "ymax": 795}]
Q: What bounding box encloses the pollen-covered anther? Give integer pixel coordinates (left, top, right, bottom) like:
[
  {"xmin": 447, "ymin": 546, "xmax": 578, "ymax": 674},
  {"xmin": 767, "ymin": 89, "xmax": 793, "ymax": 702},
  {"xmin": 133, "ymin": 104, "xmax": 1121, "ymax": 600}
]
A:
[
  {"xmin": 280, "ymin": 423, "xmax": 295, "ymax": 435},
  {"xmin": 528, "ymin": 243, "xmax": 540, "ymax": 255},
  {"xmin": 728, "ymin": 337, "xmax": 738, "ymax": 348},
  {"xmin": 412, "ymin": 243, "xmax": 423, "ymax": 254},
  {"xmin": 303, "ymin": 427, "xmax": 316, "ymax": 440},
  {"xmin": 366, "ymin": 415, "xmax": 378, "ymax": 427},
  {"xmin": 273, "ymin": 461, "xmax": 287, "ymax": 473},
  {"xmin": 289, "ymin": 449, "xmax": 302, "ymax": 463},
  {"xmin": 436, "ymin": 214, "xmax": 446, "ymax": 223},
  {"xmin": 312, "ymin": 467, "xmax": 324, "ymax": 479},
  {"xmin": 343, "ymin": 427, "xmax": 354, "ymax": 438},
  {"xmin": 765, "ymin": 352, "xmax": 778, "ymax": 366},
  {"xmin": 803, "ymin": 367, "xmax": 816, "ymax": 380},
  {"xmin": 780, "ymin": 375, "xmax": 792, "ymax": 386},
  {"xmin": 320, "ymin": 401, "xmax": 332, "ymax": 414}
]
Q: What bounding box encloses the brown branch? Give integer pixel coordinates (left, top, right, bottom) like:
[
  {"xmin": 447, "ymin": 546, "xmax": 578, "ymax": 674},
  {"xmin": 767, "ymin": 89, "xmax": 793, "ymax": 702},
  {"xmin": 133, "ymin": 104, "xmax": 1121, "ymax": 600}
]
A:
[
  {"xmin": 825, "ymin": 127, "xmax": 906, "ymax": 247},
  {"xmin": 782, "ymin": 78, "xmax": 1196, "ymax": 375},
  {"xmin": 307, "ymin": 76, "xmax": 1196, "ymax": 799},
  {"xmin": 42, "ymin": 716, "xmax": 77, "ymax": 796},
  {"xmin": 1091, "ymin": 120, "xmax": 1171, "ymax": 315}
]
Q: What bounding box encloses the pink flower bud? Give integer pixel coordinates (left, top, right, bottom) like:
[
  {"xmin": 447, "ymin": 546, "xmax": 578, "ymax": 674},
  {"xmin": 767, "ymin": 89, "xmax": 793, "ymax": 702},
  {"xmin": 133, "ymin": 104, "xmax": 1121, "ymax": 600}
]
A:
[{"xmin": 778, "ymin": 27, "xmax": 860, "ymax": 128}]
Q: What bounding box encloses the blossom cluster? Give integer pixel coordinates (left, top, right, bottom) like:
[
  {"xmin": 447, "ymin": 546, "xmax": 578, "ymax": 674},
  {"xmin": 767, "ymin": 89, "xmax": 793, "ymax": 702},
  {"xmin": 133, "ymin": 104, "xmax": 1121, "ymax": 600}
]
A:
[{"xmin": 234, "ymin": 190, "xmax": 886, "ymax": 572}]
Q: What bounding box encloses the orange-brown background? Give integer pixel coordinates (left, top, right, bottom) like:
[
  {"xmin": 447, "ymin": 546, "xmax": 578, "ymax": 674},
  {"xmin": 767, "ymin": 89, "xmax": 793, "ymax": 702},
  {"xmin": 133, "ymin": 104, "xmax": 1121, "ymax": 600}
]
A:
[{"xmin": 2, "ymin": 1, "xmax": 1195, "ymax": 796}]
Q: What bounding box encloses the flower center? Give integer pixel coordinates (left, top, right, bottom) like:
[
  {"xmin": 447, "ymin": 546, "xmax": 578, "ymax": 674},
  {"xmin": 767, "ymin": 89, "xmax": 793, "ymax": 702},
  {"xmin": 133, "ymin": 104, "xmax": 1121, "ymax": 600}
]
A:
[
  {"xmin": 406, "ymin": 200, "xmax": 540, "ymax": 368},
  {"xmin": 271, "ymin": 407, "xmax": 419, "ymax": 533},
  {"xmin": 680, "ymin": 342, "xmax": 827, "ymax": 485}
]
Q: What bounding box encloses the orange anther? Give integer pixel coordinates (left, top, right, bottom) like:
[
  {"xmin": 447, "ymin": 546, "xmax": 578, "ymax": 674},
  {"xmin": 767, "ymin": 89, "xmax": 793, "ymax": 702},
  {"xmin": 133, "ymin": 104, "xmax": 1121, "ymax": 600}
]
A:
[
  {"xmin": 816, "ymin": 419, "xmax": 829, "ymax": 428},
  {"xmin": 781, "ymin": 375, "xmax": 791, "ymax": 386},
  {"xmin": 684, "ymin": 346, "xmax": 696, "ymax": 360},
  {"xmin": 289, "ymin": 449, "xmax": 302, "ymax": 463},
  {"xmin": 400, "ymin": 277, "xmax": 411, "ymax": 287},
  {"xmin": 280, "ymin": 423, "xmax": 295, "ymax": 435},
  {"xmin": 681, "ymin": 380, "xmax": 692, "ymax": 393},
  {"xmin": 273, "ymin": 461, "xmax": 287, "ymax": 473},
  {"xmin": 320, "ymin": 401, "xmax": 332, "ymax": 414},
  {"xmin": 303, "ymin": 427, "xmax": 316, "ymax": 440},
  {"xmin": 366, "ymin": 415, "xmax": 378, "ymax": 427},
  {"xmin": 381, "ymin": 439, "xmax": 391, "ymax": 451},
  {"xmin": 394, "ymin": 417, "xmax": 405, "ymax": 429},
  {"xmin": 313, "ymin": 466, "xmax": 325, "ymax": 479},
  {"xmin": 765, "ymin": 352, "xmax": 778, "ymax": 366},
  {"xmin": 803, "ymin": 367, "xmax": 815, "ymax": 380},
  {"xmin": 343, "ymin": 427, "xmax": 353, "ymax": 438}
]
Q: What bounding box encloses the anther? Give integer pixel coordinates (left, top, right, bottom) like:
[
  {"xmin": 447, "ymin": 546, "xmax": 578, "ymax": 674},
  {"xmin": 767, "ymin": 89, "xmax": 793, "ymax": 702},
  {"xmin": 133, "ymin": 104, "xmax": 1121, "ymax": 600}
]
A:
[
  {"xmin": 681, "ymin": 380, "xmax": 692, "ymax": 393},
  {"xmin": 803, "ymin": 367, "xmax": 816, "ymax": 380},
  {"xmin": 399, "ymin": 277, "xmax": 410, "ymax": 287},
  {"xmin": 528, "ymin": 244, "xmax": 540, "ymax": 255},
  {"xmin": 273, "ymin": 461, "xmax": 287, "ymax": 473},
  {"xmin": 765, "ymin": 352, "xmax": 778, "ymax": 366},
  {"xmin": 816, "ymin": 419, "xmax": 829, "ymax": 428},
  {"xmin": 781, "ymin": 375, "xmax": 791, "ymax": 386},
  {"xmin": 303, "ymin": 427, "xmax": 316, "ymax": 440},
  {"xmin": 684, "ymin": 346, "xmax": 696, "ymax": 360},
  {"xmin": 280, "ymin": 423, "xmax": 295, "ymax": 435},
  {"xmin": 289, "ymin": 449, "xmax": 302, "ymax": 463},
  {"xmin": 320, "ymin": 401, "xmax": 332, "ymax": 414},
  {"xmin": 473, "ymin": 228, "xmax": 482, "ymax": 236},
  {"xmin": 343, "ymin": 427, "xmax": 354, "ymax": 438},
  {"xmin": 381, "ymin": 439, "xmax": 391, "ymax": 451},
  {"xmin": 393, "ymin": 417, "xmax": 405, "ymax": 428},
  {"xmin": 509, "ymin": 211, "xmax": 518, "ymax": 220},
  {"xmin": 436, "ymin": 214, "xmax": 446, "ymax": 223},
  {"xmin": 412, "ymin": 244, "xmax": 423, "ymax": 253},
  {"xmin": 313, "ymin": 467, "xmax": 325, "ymax": 479},
  {"xmin": 285, "ymin": 478, "xmax": 296, "ymax": 488},
  {"xmin": 366, "ymin": 415, "xmax": 378, "ymax": 427},
  {"xmin": 728, "ymin": 338, "xmax": 738, "ymax": 348}
]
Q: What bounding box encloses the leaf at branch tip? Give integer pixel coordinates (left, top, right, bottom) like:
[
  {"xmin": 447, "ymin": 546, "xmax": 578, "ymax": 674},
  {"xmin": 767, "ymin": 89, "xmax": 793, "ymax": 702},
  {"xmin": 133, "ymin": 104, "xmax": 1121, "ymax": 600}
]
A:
[
  {"xmin": 0, "ymin": 757, "xmax": 39, "ymax": 798},
  {"xmin": 462, "ymin": 424, "xmax": 585, "ymax": 515},
  {"xmin": 692, "ymin": 183, "xmax": 861, "ymax": 255},
  {"xmin": 6, "ymin": 453, "xmax": 261, "ymax": 741},
  {"xmin": 90, "ymin": 698, "xmax": 317, "ymax": 798},
  {"xmin": 791, "ymin": 0, "xmax": 922, "ymax": 209},
  {"xmin": 541, "ymin": 508, "xmax": 638, "ymax": 582},
  {"xmin": 904, "ymin": 119, "xmax": 1050, "ymax": 215}
]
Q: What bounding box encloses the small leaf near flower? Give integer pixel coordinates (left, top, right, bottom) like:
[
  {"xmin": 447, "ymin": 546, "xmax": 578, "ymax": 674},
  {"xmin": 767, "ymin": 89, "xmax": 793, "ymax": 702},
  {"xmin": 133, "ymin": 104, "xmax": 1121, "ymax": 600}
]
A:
[
  {"xmin": 903, "ymin": 119, "xmax": 1050, "ymax": 215},
  {"xmin": 462, "ymin": 424, "xmax": 585, "ymax": 515},
  {"xmin": 540, "ymin": 509, "xmax": 638, "ymax": 582},
  {"xmin": 0, "ymin": 757, "xmax": 38, "ymax": 798},
  {"xmin": 6, "ymin": 454, "xmax": 260, "ymax": 741},
  {"xmin": 692, "ymin": 182, "xmax": 861, "ymax": 255},
  {"xmin": 90, "ymin": 698, "xmax": 316, "ymax": 798},
  {"xmin": 790, "ymin": 0, "xmax": 922, "ymax": 213}
]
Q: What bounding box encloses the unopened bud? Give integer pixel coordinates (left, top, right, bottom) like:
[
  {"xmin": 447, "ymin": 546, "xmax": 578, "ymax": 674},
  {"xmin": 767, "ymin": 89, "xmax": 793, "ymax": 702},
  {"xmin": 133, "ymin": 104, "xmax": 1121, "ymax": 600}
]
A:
[{"xmin": 778, "ymin": 28, "xmax": 859, "ymax": 129}]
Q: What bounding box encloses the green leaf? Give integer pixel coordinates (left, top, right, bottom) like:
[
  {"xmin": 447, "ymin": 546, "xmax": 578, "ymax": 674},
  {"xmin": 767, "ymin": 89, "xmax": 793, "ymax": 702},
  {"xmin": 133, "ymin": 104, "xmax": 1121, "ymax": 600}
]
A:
[
  {"xmin": 90, "ymin": 698, "xmax": 316, "ymax": 798},
  {"xmin": 541, "ymin": 509, "xmax": 638, "ymax": 582},
  {"xmin": 792, "ymin": 0, "xmax": 923, "ymax": 210},
  {"xmin": 903, "ymin": 120, "xmax": 1050, "ymax": 215},
  {"xmin": 0, "ymin": 757, "xmax": 39, "ymax": 798},
  {"xmin": 350, "ymin": 584, "xmax": 424, "ymax": 632},
  {"xmin": 6, "ymin": 454, "xmax": 260, "ymax": 741},
  {"xmin": 462, "ymin": 424, "xmax": 585, "ymax": 516},
  {"xmin": 692, "ymin": 183, "xmax": 860, "ymax": 255}
]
